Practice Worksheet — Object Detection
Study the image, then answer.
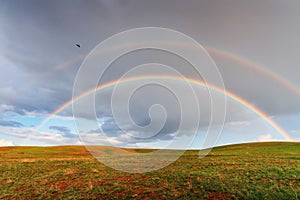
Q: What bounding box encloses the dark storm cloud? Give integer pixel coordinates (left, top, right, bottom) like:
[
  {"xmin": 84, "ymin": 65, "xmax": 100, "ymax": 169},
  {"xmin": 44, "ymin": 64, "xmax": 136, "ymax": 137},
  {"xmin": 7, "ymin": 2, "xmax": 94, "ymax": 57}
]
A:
[
  {"xmin": 0, "ymin": 0, "xmax": 300, "ymax": 136},
  {"xmin": 0, "ymin": 0, "xmax": 112, "ymax": 114},
  {"xmin": 49, "ymin": 125, "xmax": 76, "ymax": 138},
  {"xmin": 0, "ymin": 120, "xmax": 24, "ymax": 127},
  {"xmin": 103, "ymin": 118, "xmax": 174, "ymax": 139},
  {"xmin": 94, "ymin": 117, "xmax": 176, "ymax": 145}
]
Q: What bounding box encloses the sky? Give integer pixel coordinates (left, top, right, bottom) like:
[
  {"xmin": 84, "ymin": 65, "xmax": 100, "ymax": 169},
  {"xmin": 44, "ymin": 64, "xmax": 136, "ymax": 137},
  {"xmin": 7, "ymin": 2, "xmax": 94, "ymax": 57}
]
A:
[{"xmin": 0, "ymin": 0, "xmax": 300, "ymax": 148}]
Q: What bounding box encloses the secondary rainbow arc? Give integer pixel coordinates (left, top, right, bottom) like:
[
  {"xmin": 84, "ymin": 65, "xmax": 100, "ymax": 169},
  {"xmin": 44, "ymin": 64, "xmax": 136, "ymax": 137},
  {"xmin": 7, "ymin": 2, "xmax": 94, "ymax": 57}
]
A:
[{"xmin": 32, "ymin": 44, "xmax": 300, "ymax": 98}]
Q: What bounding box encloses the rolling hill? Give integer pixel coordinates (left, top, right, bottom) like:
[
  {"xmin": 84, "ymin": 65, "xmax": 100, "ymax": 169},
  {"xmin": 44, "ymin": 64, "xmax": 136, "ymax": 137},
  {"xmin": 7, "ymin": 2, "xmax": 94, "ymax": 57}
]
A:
[{"xmin": 0, "ymin": 142, "xmax": 299, "ymax": 199}]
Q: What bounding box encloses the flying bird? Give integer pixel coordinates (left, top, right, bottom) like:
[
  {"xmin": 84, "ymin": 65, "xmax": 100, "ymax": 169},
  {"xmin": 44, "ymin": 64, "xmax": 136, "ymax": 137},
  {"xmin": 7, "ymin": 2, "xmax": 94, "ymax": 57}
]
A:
[{"xmin": 75, "ymin": 44, "xmax": 80, "ymax": 48}]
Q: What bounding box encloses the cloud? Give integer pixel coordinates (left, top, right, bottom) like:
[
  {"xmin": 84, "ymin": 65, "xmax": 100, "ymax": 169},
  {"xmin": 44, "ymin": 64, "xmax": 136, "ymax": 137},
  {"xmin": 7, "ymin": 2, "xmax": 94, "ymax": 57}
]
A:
[
  {"xmin": 0, "ymin": 104, "xmax": 17, "ymax": 118},
  {"xmin": 0, "ymin": 0, "xmax": 299, "ymax": 118},
  {"xmin": 257, "ymin": 134, "xmax": 278, "ymax": 142},
  {"xmin": 49, "ymin": 125, "xmax": 76, "ymax": 138},
  {"xmin": 0, "ymin": 139, "xmax": 14, "ymax": 146},
  {"xmin": 0, "ymin": 104, "xmax": 14, "ymax": 112},
  {"xmin": 0, "ymin": 120, "xmax": 24, "ymax": 127},
  {"xmin": 0, "ymin": 1, "xmax": 300, "ymax": 146},
  {"xmin": 0, "ymin": 126, "xmax": 79, "ymax": 145}
]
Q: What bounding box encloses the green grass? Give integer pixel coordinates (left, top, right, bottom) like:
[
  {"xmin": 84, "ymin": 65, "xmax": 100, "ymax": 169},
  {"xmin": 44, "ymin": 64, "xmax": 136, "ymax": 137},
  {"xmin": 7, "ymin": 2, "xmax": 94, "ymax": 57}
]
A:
[{"xmin": 0, "ymin": 142, "xmax": 299, "ymax": 199}]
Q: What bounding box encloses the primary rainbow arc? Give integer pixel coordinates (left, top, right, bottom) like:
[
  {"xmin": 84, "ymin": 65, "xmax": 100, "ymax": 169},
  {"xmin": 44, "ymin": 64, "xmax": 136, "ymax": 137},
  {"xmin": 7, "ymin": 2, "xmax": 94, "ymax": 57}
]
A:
[{"xmin": 36, "ymin": 75, "xmax": 294, "ymax": 142}]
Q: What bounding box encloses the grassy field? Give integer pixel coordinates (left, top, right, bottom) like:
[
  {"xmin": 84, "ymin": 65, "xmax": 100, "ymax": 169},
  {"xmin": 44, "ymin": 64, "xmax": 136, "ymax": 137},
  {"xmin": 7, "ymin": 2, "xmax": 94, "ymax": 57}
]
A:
[{"xmin": 0, "ymin": 142, "xmax": 299, "ymax": 199}]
